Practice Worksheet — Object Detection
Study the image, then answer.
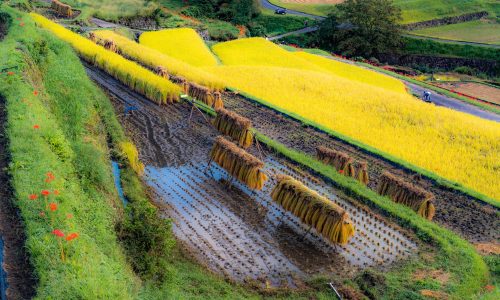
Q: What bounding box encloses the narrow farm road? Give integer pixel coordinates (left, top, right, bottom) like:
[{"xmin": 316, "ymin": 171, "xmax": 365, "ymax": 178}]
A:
[
  {"xmin": 404, "ymin": 82, "xmax": 500, "ymax": 122},
  {"xmin": 260, "ymin": 0, "xmax": 325, "ymax": 20},
  {"xmin": 268, "ymin": 26, "xmax": 318, "ymax": 41}
]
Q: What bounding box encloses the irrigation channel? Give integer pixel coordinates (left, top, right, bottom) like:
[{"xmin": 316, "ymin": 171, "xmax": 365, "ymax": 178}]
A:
[
  {"xmin": 222, "ymin": 93, "xmax": 500, "ymax": 244},
  {"xmin": 85, "ymin": 64, "xmax": 418, "ymax": 286}
]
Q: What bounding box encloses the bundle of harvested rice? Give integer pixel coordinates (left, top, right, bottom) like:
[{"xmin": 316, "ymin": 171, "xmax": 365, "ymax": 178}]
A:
[
  {"xmin": 188, "ymin": 82, "xmax": 224, "ymax": 109},
  {"xmin": 271, "ymin": 175, "xmax": 355, "ymax": 244},
  {"xmin": 170, "ymin": 76, "xmax": 189, "ymax": 93},
  {"xmin": 51, "ymin": 0, "xmax": 73, "ymax": 18},
  {"xmin": 357, "ymin": 161, "xmax": 369, "ymax": 185},
  {"xmin": 378, "ymin": 171, "xmax": 435, "ymax": 220},
  {"xmin": 317, "ymin": 146, "xmax": 355, "ymax": 177},
  {"xmin": 88, "ymin": 32, "xmax": 96, "ymax": 42},
  {"xmin": 213, "ymin": 108, "xmax": 254, "ymax": 148},
  {"xmin": 103, "ymin": 39, "xmax": 118, "ymax": 53},
  {"xmin": 155, "ymin": 66, "xmax": 170, "ymax": 79},
  {"xmin": 209, "ymin": 136, "xmax": 267, "ymax": 190}
]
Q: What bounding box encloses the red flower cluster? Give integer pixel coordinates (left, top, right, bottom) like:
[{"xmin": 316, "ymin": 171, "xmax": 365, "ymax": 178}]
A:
[
  {"xmin": 339, "ymin": 170, "xmax": 344, "ymax": 174},
  {"xmin": 41, "ymin": 190, "xmax": 50, "ymax": 196},
  {"xmin": 49, "ymin": 202, "xmax": 58, "ymax": 212},
  {"xmin": 29, "ymin": 194, "xmax": 38, "ymax": 200},
  {"xmin": 33, "ymin": 90, "xmax": 39, "ymax": 96},
  {"xmin": 45, "ymin": 172, "xmax": 55, "ymax": 183},
  {"xmin": 66, "ymin": 233, "xmax": 79, "ymax": 241},
  {"xmin": 7, "ymin": 71, "xmax": 14, "ymax": 76},
  {"xmin": 52, "ymin": 229, "xmax": 64, "ymax": 238},
  {"xmin": 33, "ymin": 124, "xmax": 40, "ymax": 129}
]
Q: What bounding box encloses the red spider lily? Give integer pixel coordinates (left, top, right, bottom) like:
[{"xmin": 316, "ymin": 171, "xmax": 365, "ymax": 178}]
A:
[
  {"xmin": 41, "ymin": 190, "xmax": 50, "ymax": 196},
  {"xmin": 485, "ymin": 285, "xmax": 494, "ymax": 292},
  {"xmin": 339, "ymin": 170, "xmax": 344, "ymax": 174},
  {"xmin": 52, "ymin": 229, "xmax": 64, "ymax": 238},
  {"xmin": 20, "ymin": 22, "xmax": 24, "ymax": 27},
  {"xmin": 7, "ymin": 71, "xmax": 14, "ymax": 76},
  {"xmin": 39, "ymin": 211, "xmax": 45, "ymax": 218},
  {"xmin": 66, "ymin": 233, "xmax": 79, "ymax": 241},
  {"xmin": 46, "ymin": 172, "xmax": 55, "ymax": 179},
  {"xmin": 66, "ymin": 213, "xmax": 73, "ymax": 219},
  {"xmin": 29, "ymin": 194, "xmax": 38, "ymax": 200},
  {"xmin": 53, "ymin": 190, "xmax": 60, "ymax": 195},
  {"xmin": 33, "ymin": 90, "xmax": 39, "ymax": 96},
  {"xmin": 33, "ymin": 124, "xmax": 40, "ymax": 129},
  {"xmin": 49, "ymin": 202, "xmax": 58, "ymax": 212}
]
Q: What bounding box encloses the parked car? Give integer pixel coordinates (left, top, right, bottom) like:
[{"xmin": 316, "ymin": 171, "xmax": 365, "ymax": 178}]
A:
[{"xmin": 274, "ymin": 8, "xmax": 286, "ymax": 15}]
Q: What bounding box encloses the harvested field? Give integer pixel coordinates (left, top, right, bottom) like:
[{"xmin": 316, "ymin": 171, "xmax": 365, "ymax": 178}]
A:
[
  {"xmin": 85, "ymin": 64, "xmax": 418, "ymax": 286},
  {"xmin": 221, "ymin": 93, "xmax": 500, "ymax": 244},
  {"xmin": 434, "ymin": 82, "xmax": 500, "ymax": 105}
]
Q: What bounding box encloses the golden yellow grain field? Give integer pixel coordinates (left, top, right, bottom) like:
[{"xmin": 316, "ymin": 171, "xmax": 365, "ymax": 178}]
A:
[
  {"xmin": 206, "ymin": 64, "xmax": 500, "ymax": 200},
  {"xmin": 212, "ymin": 37, "xmax": 406, "ymax": 93},
  {"xmin": 139, "ymin": 28, "xmax": 219, "ymax": 67},
  {"xmin": 31, "ymin": 13, "xmax": 180, "ymax": 104},
  {"xmin": 92, "ymin": 30, "xmax": 224, "ymax": 90}
]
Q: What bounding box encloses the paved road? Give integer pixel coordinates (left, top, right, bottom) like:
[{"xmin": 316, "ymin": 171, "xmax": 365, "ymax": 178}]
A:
[
  {"xmin": 404, "ymin": 34, "xmax": 500, "ymax": 49},
  {"xmin": 260, "ymin": 0, "xmax": 325, "ymax": 20},
  {"xmin": 404, "ymin": 82, "xmax": 500, "ymax": 122},
  {"xmin": 268, "ymin": 26, "xmax": 318, "ymax": 40}
]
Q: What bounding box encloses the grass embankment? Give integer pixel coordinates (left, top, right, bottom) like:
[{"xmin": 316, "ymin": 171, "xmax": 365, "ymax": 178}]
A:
[
  {"xmin": 403, "ymin": 36, "xmax": 500, "ymax": 61},
  {"xmin": 411, "ymin": 20, "xmax": 500, "ymax": 45},
  {"xmin": 0, "ymin": 8, "xmax": 263, "ymax": 299},
  {"xmin": 58, "ymin": 0, "xmax": 157, "ymax": 21},
  {"xmin": 193, "ymin": 99, "xmax": 492, "ymax": 299}
]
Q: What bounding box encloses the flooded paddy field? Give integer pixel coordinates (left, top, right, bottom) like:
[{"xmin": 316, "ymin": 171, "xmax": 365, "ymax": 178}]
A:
[{"xmin": 86, "ymin": 65, "xmax": 418, "ymax": 286}]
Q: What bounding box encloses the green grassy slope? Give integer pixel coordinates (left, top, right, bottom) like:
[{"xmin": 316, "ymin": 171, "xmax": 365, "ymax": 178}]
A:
[
  {"xmin": 412, "ymin": 20, "xmax": 500, "ymax": 45},
  {"xmin": 268, "ymin": 0, "xmax": 499, "ymax": 23}
]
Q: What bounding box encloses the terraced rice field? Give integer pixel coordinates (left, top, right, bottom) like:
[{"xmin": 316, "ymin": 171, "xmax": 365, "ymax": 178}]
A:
[
  {"xmin": 85, "ymin": 65, "xmax": 418, "ymax": 285},
  {"xmin": 208, "ymin": 38, "xmax": 500, "ymax": 200}
]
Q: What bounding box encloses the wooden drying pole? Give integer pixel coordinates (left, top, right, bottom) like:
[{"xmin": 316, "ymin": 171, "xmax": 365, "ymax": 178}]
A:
[{"xmin": 181, "ymin": 94, "xmax": 210, "ymax": 125}]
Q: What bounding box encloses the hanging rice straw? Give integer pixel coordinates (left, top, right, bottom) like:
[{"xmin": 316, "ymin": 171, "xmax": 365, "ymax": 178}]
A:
[
  {"xmin": 213, "ymin": 108, "xmax": 254, "ymax": 148},
  {"xmin": 155, "ymin": 66, "xmax": 170, "ymax": 80},
  {"xmin": 51, "ymin": 0, "xmax": 73, "ymax": 18},
  {"xmin": 357, "ymin": 161, "xmax": 369, "ymax": 185},
  {"xmin": 378, "ymin": 171, "xmax": 435, "ymax": 220},
  {"xmin": 209, "ymin": 136, "xmax": 267, "ymax": 190},
  {"xmin": 317, "ymin": 146, "xmax": 355, "ymax": 177},
  {"xmin": 188, "ymin": 82, "xmax": 224, "ymax": 109},
  {"xmin": 271, "ymin": 175, "xmax": 355, "ymax": 245}
]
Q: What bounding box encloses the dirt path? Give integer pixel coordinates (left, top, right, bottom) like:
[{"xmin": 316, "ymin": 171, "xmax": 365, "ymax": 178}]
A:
[
  {"xmin": 222, "ymin": 93, "xmax": 500, "ymax": 244},
  {"xmin": 0, "ymin": 96, "xmax": 37, "ymax": 299},
  {"xmin": 85, "ymin": 64, "xmax": 418, "ymax": 286}
]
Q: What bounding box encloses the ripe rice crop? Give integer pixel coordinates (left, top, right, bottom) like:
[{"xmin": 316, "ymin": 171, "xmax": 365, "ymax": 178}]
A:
[
  {"xmin": 31, "ymin": 14, "xmax": 180, "ymax": 105},
  {"xmin": 206, "ymin": 65, "xmax": 500, "ymax": 200},
  {"xmin": 92, "ymin": 30, "xmax": 224, "ymax": 90},
  {"xmin": 271, "ymin": 175, "xmax": 355, "ymax": 245},
  {"xmin": 378, "ymin": 172, "xmax": 435, "ymax": 220},
  {"xmin": 212, "ymin": 37, "xmax": 406, "ymax": 93},
  {"xmin": 120, "ymin": 141, "xmax": 144, "ymax": 175},
  {"xmin": 210, "ymin": 136, "xmax": 267, "ymax": 190},
  {"xmin": 139, "ymin": 28, "xmax": 219, "ymax": 67},
  {"xmin": 213, "ymin": 108, "xmax": 254, "ymax": 148}
]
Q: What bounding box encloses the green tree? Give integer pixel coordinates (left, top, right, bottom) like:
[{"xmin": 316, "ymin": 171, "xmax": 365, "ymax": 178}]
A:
[{"xmin": 317, "ymin": 0, "xmax": 402, "ymax": 58}]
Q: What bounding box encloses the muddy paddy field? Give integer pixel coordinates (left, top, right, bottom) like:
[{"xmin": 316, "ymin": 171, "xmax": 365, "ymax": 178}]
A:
[
  {"xmin": 222, "ymin": 93, "xmax": 500, "ymax": 245},
  {"xmin": 86, "ymin": 66, "xmax": 420, "ymax": 286}
]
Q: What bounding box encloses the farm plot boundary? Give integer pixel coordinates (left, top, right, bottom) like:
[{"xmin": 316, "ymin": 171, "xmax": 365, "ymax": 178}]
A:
[
  {"xmin": 227, "ymin": 87, "xmax": 499, "ymax": 209},
  {"xmin": 85, "ymin": 60, "xmax": 489, "ymax": 298},
  {"xmin": 191, "ymin": 99, "xmax": 491, "ymax": 298}
]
